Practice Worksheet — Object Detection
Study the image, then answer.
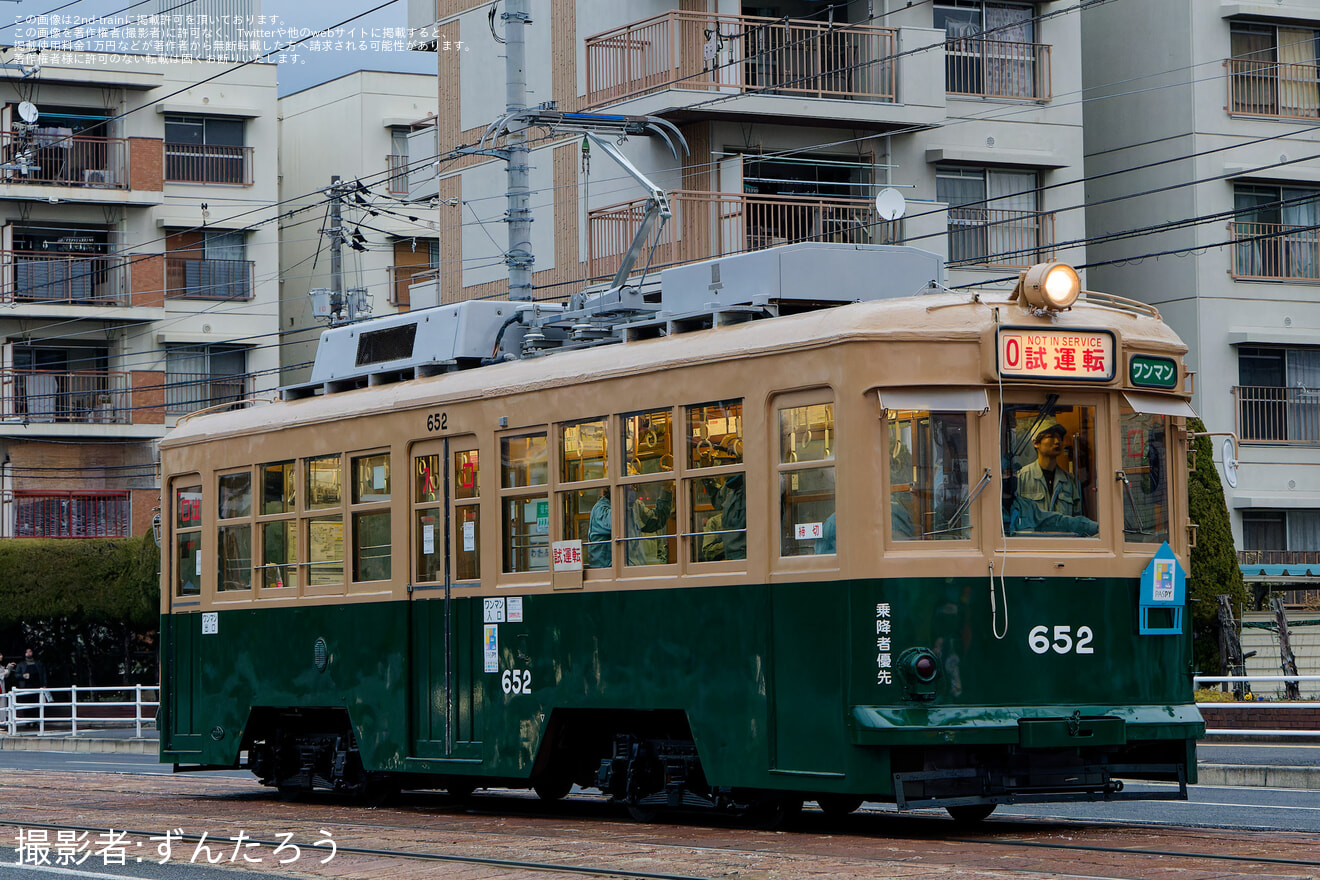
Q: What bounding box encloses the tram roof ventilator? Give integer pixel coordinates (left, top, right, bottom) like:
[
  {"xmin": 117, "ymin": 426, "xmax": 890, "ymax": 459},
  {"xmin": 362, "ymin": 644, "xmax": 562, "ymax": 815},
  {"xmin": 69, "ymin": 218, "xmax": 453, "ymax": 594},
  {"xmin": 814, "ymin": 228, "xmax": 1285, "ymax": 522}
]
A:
[{"xmin": 284, "ymin": 242, "xmax": 944, "ymax": 400}]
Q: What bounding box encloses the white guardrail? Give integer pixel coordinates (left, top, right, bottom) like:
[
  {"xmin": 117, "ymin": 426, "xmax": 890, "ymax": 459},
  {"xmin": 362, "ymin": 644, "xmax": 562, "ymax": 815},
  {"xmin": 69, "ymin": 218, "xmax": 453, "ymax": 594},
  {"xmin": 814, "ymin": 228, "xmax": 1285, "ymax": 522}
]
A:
[
  {"xmin": 0, "ymin": 685, "xmax": 158, "ymax": 737},
  {"xmin": 1194, "ymin": 675, "xmax": 1320, "ymax": 738}
]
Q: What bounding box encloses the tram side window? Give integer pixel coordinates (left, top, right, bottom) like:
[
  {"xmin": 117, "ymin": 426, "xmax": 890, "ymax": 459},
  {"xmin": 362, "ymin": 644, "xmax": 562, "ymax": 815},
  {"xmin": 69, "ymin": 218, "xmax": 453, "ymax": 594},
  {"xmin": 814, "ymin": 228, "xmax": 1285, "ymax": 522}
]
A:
[
  {"xmin": 175, "ymin": 484, "xmax": 202, "ymax": 595},
  {"xmin": 888, "ymin": 411, "xmax": 971, "ymax": 541},
  {"xmin": 559, "ymin": 418, "xmax": 610, "ymax": 569},
  {"xmin": 304, "ymin": 454, "xmax": 344, "ymax": 586},
  {"xmin": 620, "ymin": 408, "xmax": 677, "ymax": 567},
  {"xmin": 454, "ymin": 448, "xmax": 480, "ymax": 581},
  {"xmin": 1120, "ymin": 408, "xmax": 1169, "ymax": 544},
  {"xmin": 778, "ymin": 403, "xmax": 835, "ymax": 556},
  {"xmin": 414, "ymin": 452, "xmax": 442, "ymax": 582},
  {"xmin": 686, "ymin": 400, "xmax": 744, "ymax": 562},
  {"xmin": 351, "ymin": 453, "xmax": 391, "ymax": 582},
  {"xmin": 217, "ymin": 471, "xmax": 251, "ymax": 591},
  {"xmin": 1001, "ymin": 405, "xmax": 1100, "ymax": 538},
  {"xmin": 502, "ymin": 434, "xmax": 549, "ymax": 573},
  {"xmin": 260, "ymin": 460, "xmax": 297, "ymax": 589}
]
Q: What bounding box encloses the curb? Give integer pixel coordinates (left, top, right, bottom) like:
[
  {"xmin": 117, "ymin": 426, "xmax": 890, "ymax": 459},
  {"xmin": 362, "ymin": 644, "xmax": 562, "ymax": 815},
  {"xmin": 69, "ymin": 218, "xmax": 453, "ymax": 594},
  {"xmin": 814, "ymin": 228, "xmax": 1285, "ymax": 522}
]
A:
[
  {"xmin": 1196, "ymin": 763, "xmax": 1320, "ymax": 790},
  {"xmin": 0, "ymin": 736, "xmax": 157, "ymax": 755}
]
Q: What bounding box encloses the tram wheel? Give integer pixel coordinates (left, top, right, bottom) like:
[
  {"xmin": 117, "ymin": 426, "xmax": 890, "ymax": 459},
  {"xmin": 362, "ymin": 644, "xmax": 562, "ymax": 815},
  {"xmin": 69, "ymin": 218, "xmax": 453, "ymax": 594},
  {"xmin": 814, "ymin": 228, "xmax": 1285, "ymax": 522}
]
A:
[
  {"xmin": 362, "ymin": 776, "xmax": 400, "ymax": 807},
  {"xmin": 533, "ymin": 776, "xmax": 574, "ymax": 802},
  {"xmin": 946, "ymin": 803, "xmax": 996, "ymax": 823},
  {"xmin": 626, "ymin": 803, "xmax": 660, "ymax": 823},
  {"xmin": 816, "ymin": 794, "xmax": 864, "ymax": 818},
  {"xmin": 745, "ymin": 796, "xmax": 803, "ymax": 830},
  {"xmin": 446, "ymin": 781, "xmax": 477, "ymax": 801}
]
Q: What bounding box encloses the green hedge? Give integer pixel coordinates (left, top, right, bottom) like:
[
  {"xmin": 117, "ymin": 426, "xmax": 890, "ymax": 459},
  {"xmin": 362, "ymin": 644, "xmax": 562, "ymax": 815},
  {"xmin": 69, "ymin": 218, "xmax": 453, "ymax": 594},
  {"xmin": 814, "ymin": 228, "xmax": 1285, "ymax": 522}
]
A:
[{"xmin": 0, "ymin": 535, "xmax": 159, "ymax": 630}]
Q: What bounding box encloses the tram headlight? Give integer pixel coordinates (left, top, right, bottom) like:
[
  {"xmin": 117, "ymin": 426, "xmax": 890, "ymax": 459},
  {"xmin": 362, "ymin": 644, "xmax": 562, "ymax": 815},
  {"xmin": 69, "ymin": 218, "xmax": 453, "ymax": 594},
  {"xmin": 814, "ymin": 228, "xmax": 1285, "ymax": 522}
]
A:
[{"xmin": 1015, "ymin": 262, "xmax": 1081, "ymax": 312}]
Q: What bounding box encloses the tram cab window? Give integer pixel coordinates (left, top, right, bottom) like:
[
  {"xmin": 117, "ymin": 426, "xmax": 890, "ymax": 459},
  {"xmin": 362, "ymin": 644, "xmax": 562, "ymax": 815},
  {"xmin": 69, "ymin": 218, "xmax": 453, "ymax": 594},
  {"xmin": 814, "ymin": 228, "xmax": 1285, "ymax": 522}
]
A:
[
  {"xmin": 351, "ymin": 453, "xmax": 391, "ymax": 583},
  {"xmin": 559, "ymin": 418, "xmax": 610, "ymax": 569},
  {"xmin": 217, "ymin": 472, "xmax": 251, "ymax": 592},
  {"xmin": 888, "ymin": 411, "xmax": 971, "ymax": 541},
  {"xmin": 1120, "ymin": 407, "xmax": 1169, "ymax": 544},
  {"xmin": 622, "ymin": 408, "xmax": 677, "ymax": 567},
  {"xmin": 1002, "ymin": 405, "xmax": 1100, "ymax": 538},
  {"xmin": 453, "ymin": 449, "xmax": 481, "ymax": 580},
  {"xmin": 502, "ymin": 434, "xmax": 549, "ymax": 573},
  {"xmin": 778, "ymin": 403, "xmax": 835, "ymax": 556},
  {"xmin": 174, "ymin": 484, "xmax": 202, "ymax": 595},
  {"xmin": 260, "ymin": 460, "xmax": 297, "ymax": 589},
  {"xmin": 304, "ymin": 455, "xmax": 344, "ymax": 586},
  {"xmin": 685, "ymin": 401, "xmax": 744, "ymax": 562}
]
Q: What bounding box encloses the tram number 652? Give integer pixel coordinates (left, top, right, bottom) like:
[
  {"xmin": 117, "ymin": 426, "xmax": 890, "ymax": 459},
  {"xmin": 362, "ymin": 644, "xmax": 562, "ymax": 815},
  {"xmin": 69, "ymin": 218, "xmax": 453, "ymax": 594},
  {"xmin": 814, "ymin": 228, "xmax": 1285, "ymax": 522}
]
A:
[
  {"xmin": 501, "ymin": 669, "xmax": 532, "ymax": 695},
  {"xmin": 426, "ymin": 412, "xmax": 448, "ymax": 432},
  {"xmin": 1028, "ymin": 625, "xmax": 1094, "ymax": 655}
]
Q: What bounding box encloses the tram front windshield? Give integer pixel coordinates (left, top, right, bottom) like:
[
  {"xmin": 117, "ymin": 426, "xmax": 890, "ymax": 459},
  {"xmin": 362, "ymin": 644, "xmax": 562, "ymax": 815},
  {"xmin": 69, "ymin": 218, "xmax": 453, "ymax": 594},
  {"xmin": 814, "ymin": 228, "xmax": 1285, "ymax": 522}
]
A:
[{"xmin": 1001, "ymin": 404, "xmax": 1099, "ymax": 538}]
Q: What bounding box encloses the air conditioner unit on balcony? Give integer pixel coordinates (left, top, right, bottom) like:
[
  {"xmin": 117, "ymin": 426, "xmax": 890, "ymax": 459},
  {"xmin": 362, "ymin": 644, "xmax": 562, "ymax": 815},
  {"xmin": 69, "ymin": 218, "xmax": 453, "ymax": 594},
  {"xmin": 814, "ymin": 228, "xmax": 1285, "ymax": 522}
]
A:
[{"xmin": 82, "ymin": 168, "xmax": 116, "ymax": 185}]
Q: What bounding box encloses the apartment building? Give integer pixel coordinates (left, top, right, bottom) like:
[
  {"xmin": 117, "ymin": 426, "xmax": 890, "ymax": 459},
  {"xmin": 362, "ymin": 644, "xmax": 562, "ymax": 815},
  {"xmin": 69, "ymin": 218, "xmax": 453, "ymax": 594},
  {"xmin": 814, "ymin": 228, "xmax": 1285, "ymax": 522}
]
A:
[
  {"xmin": 1081, "ymin": 1, "xmax": 1320, "ymax": 585},
  {"xmin": 407, "ymin": 0, "xmax": 1086, "ymax": 304},
  {"xmin": 277, "ymin": 70, "xmax": 438, "ymax": 386},
  {"xmin": 0, "ymin": 52, "xmax": 280, "ymax": 539}
]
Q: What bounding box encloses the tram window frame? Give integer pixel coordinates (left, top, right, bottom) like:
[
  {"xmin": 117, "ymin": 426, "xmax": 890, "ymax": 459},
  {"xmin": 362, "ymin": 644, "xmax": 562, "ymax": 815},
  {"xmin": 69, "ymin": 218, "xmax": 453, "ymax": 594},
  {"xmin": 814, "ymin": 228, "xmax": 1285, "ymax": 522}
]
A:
[
  {"xmin": 256, "ymin": 460, "xmax": 298, "ymax": 594},
  {"xmin": 683, "ymin": 400, "xmax": 745, "ymax": 567},
  {"xmin": 216, "ymin": 469, "xmax": 253, "ymax": 594},
  {"xmin": 452, "ymin": 444, "xmax": 481, "ymax": 583},
  {"xmin": 350, "ymin": 450, "xmax": 392, "ymax": 586},
  {"xmin": 886, "ymin": 409, "xmax": 977, "ymax": 544},
  {"xmin": 302, "ymin": 453, "xmax": 345, "ymax": 594},
  {"xmin": 617, "ymin": 406, "xmax": 679, "ymax": 571},
  {"xmin": 173, "ymin": 478, "xmax": 203, "ymax": 597},
  {"xmin": 1000, "ymin": 399, "xmax": 1103, "ymax": 541},
  {"xmin": 775, "ymin": 396, "xmax": 836, "ymax": 560},
  {"xmin": 500, "ymin": 430, "xmax": 551, "ymax": 576},
  {"xmin": 557, "ymin": 417, "xmax": 612, "ymax": 574},
  {"xmin": 1118, "ymin": 405, "xmax": 1171, "ymax": 546}
]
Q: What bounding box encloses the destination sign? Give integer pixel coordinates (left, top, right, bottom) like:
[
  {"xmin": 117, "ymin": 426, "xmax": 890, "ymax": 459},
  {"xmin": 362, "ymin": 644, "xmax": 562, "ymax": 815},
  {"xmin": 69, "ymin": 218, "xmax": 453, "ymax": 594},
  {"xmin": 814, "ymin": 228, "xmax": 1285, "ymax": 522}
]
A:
[
  {"xmin": 1129, "ymin": 354, "xmax": 1178, "ymax": 390},
  {"xmin": 998, "ymin": 328, "xmax": 1115, "ymax": 381}
]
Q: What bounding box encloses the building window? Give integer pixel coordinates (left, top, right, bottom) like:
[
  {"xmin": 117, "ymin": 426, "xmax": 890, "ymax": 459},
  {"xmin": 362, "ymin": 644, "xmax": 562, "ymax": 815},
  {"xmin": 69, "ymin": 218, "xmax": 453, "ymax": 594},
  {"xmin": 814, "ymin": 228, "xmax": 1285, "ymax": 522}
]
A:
[
  {"xmin": 1232, "ymin": 184, "xmax": 1320, "ymax": 280},
  {"xmin": 1228, "ymin": 24, "xmax": 1320, "ymax": 119},
  {"xmin": 937, "ymin": 165, "xmax": 1048, "ymax": 266},
  {"xmin": 164, "ymin": 115, "xmax": 250, "ymax": 184},
  {"xmin": 8, "ymin": 224, "xmax": 116, "ymax": 304},
  {"xmin": 165, "ymin": 344, "xmax": 248, "ymax": 416},
  {"xmin": 935, "ymin": 1, "xmax": 1043, "ymax": 99},
  {"xmin": 391, "ymin": 238, "xmax": 439, "ymax": 307},
  {"xmin": 10, "ymin": 345, "xmax": 120, "ymax": 424},
  {"xmin": 1243, "ymin": 509, "xmax": 1320, "ymax": 560},
  {"xmin": 1237, "ymin": 346, "xmax": 1320, "ymax": 443},
  {"xmin": 388, "ymin": 127, "xmax": 410, "ymax": 196},
  {"xmin": 166, "ymin": 229, "xmax": 252, "ymax": 300},
  {"xmin": 15, "ymin": 491, "xmax": 130, "ymax": 539}
]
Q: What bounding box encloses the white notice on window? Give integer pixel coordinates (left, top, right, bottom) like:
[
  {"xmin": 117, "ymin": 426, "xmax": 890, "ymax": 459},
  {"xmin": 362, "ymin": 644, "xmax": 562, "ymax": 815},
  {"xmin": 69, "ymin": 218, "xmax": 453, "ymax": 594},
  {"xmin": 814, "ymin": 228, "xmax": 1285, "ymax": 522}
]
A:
[
  {"xmin": 795, "ymin": 522, "xmax": 823, "ymax": 541},
  {"xmin": 195, "ymin": 551, "xmax": 202, "ymax": 576},
  {"xmin": 201, "ymin": 612, "xmax": 218, "ymax": 635},
  {"xmin": 423, "ymin": 523, "xmax": 435, "ymax": 556},
  {"xmin": 373, "ymin": 465, "xmax": 386, "ymax": 490},
  {"xmin": 507, "ymin": 597, "xmax": 523, "ymax": 622},
  {"xmin": 463, "ymin": 520, "xmax": 475, "ymax": 552}
]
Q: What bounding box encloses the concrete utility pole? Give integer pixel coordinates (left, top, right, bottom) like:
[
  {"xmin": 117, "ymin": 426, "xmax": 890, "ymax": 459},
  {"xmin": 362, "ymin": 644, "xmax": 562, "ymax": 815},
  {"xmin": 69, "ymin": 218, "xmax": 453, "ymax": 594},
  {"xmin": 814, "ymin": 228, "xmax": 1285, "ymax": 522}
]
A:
[
  {"xmin": 330, "ymin": 174, "xmax": 345, "ymax": 307},
  {"xmin": 503, "ymin": 0, "xmax": 533, "ymax": 300}
]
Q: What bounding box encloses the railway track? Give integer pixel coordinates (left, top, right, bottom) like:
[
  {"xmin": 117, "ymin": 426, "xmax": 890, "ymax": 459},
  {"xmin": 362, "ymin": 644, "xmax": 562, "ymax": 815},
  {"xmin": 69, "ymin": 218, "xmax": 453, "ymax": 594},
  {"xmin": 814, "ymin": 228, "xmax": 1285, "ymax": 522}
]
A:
[{"xmin": 2, "ymin": 769, "xmax": 1317, "ymax": 880}]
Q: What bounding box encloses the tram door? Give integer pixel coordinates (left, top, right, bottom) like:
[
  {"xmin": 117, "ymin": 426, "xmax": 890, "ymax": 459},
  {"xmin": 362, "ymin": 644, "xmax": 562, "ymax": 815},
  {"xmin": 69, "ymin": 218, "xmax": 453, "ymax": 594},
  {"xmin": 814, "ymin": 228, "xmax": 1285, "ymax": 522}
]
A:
[{"xmin": 409, "ymin": 438, "xmax": 484, "ymax": 761}]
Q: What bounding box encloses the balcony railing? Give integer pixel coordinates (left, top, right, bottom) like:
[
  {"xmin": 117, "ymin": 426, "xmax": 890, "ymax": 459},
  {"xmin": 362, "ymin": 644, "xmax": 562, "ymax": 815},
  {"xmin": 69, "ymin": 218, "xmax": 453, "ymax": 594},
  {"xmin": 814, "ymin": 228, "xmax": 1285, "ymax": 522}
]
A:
[
  {"xmin": 11, "ymin": 491, "xmax": 130, "ymax": 538},
  {"xmin": 1227, "ymin": 58, "xmax": 1320, "ymax": 120},
  {"xmin": 585, "ymin": 11, "xmax": 896, "ymax": 107},
  {"xmin": 389, "ymin": 264, "xmax": 437, "ymax": 307},
  {"xmin": 1230, "ymin": 221, "xmax": 1320, "ymax": 281},
  {"xmin": 387, "ymin": 154, "xmax": 410, "ymax": 196},
  {"xmin": 165, "ymin": 372, "xmax": 254, "ymax": 416},
  {"xmin": 1239, "ymin": 549, "xmax": 1320, "ymax": 566},
  {"xmin": 1, "ymin": 251, "xmax": 126, "ymax": 305},
  {"xmin": 165, "ymin": 257, "xmax": 254, "ymax": 300},
  {"xmin": 945, "ymin": 37, "xmax": 1051, "ymax": 100},
  {"xmin": 589, "ymin": 189, "xmax": 901, "ymax": 281},
  {"xmin": 946, "ymin": 208, "xmax": 1056, "ymax": 268},
  {"xmin": 1235, "ymin": 384, "xmax": 1320, "ymax": 444},
  {"xmin": 0, "ymin": 370, "xmax": 131, "ymax": 424},
  {"xmin": 0, "ymin": 131, "xmax": 128, "ymax": 189},
  {"xmin": 164, "ymin": 142, "xmax": 253, "ymax": 185}
]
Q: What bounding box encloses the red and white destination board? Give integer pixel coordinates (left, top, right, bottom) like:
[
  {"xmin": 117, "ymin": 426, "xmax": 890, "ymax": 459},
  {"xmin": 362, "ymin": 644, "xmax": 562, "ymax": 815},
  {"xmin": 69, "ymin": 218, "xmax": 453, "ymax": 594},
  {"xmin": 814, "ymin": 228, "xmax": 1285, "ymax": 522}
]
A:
[{"xmin": 998, "ymin": 328, "xmax": 1115, "ymax": 381}]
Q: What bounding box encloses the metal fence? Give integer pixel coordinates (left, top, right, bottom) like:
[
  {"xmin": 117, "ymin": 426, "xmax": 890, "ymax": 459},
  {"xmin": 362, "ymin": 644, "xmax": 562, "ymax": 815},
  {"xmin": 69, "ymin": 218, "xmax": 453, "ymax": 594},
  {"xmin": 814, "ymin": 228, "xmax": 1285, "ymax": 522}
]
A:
[
  {"xmin": 1, "ymin": 685, "xmax": 158, "ymax": 737},
  {"xmin": 1194, "ymin": 675, "xmax": 1320, "ymax": 738}
]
